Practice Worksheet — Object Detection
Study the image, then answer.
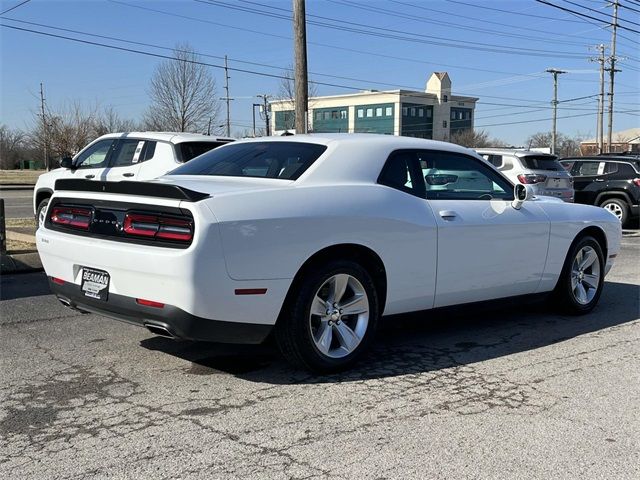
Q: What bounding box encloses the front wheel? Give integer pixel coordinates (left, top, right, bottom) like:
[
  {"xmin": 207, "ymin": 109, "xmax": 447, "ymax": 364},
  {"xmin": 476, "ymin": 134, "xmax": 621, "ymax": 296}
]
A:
[
  {"xmin": 553, "ymin": 236, "xmax": 605, "ymax": 315},
  {"xmin": 275, "ymin": 260, "xmax": 379, "ymax": 373}
]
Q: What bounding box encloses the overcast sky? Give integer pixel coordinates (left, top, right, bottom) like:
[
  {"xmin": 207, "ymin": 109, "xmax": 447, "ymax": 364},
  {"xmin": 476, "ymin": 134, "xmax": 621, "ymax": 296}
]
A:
[{"xmin": 1, "ymin": 0, "xmax": 639, "ymax": 144}]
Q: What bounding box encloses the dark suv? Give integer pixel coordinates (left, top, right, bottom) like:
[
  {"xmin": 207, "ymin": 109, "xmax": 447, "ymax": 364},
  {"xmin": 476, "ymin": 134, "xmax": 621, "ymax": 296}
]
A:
[{"xmin": 560, "ymin": 156, "xmax": 640, "ymax": 227}]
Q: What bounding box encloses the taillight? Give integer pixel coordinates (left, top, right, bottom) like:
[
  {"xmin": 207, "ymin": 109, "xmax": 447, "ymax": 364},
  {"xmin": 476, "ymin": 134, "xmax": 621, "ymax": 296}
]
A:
[
  {"xmin": 50, "ymin": 206, "xmax": 92, "ymax": 230},
  {"xmin": 633, "ymin": 178, "xmax": 640, "ymax": 187},
  {"xmin": 517, "ymin": 174, "xmax": 547, "ymax": 184},
  {"xmin": 123, "ymin": 213, "xmax": 193, "ymax": 242}
]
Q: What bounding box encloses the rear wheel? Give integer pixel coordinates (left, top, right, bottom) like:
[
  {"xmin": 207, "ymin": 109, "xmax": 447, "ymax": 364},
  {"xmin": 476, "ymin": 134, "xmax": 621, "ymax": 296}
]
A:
[
  {"xmin": 553, "ymin": 236, "xmax": 604, "ymax": 315},
  {"xmin": 36, "ymin": 198, "xmax": 50, "ymax": 228},
  {"xmin": 599, "ymin": 198, "xmax": 628, "ymax": 226},
  {"xmin": 275, "ymin": 260, "xmax": 379, "ymax": 373}
]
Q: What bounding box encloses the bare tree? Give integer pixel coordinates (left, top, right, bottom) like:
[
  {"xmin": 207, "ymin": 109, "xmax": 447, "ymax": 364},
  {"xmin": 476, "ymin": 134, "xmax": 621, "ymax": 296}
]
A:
[
  {"xmin": 94, "ymin": 106, "xmax": 139, "ymax": 136},
  {"xmin": 449, "ymin": 129, "xmax": 508, "ymax": 148},
  {"xmin": 0, "ymin": 125, "xmax": 28, "ymax": 169},
  {"xmin": 144, "ymin": 43, "xmax": 220, "ymax": 133},
  {"xmin": 277, "ymin": 66, "xmax": 318, "ymax": 131},
  {"xmin": 526, "ymin": 131, "xmax": 581, "ymax": 156}
]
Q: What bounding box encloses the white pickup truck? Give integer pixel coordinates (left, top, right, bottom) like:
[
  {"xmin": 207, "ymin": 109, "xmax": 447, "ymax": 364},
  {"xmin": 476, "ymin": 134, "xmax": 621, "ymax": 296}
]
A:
[{"xmin": 33, "ymin": 132, "xmax": 233, "ymax": 224}]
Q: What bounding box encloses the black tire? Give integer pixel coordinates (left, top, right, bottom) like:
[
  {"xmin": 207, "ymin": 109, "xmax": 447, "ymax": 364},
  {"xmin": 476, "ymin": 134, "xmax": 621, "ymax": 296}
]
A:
[
  {"xmin": 275, "ymin": 260, "xmax": 379, "ymax": 373},
  {"xmin": 35, "ymin": 198, "xmax": 50, "ymax": 227},
  {"xmin": 553, "ymin": 235, "xmax": 605, "ymax": 315},
  {"xmin": 599, "ymin": 198, "xmax": 629, "ymax": 226}
]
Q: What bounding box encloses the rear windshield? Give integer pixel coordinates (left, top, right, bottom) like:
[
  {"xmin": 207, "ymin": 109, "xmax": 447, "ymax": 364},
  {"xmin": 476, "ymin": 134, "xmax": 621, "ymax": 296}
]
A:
[
  {"xmin": 177, "ymin": 141, "xmax": 230, "ymax": 162},
  {"xmin": 171, "ymin": 141, "xmax": 327, "ymax": 180},
  {"xmin": 520, "ymin": 155, "xmax": 562, "ymax": 171}
]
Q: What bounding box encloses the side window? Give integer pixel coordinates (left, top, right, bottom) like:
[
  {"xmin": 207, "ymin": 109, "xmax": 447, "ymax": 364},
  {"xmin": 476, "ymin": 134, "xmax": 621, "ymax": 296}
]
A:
[
  {"xmin": 378, "ymin": 151, "xmax": 426, "ymax": 198},
  {"xmin": 481, "ymin": 154, "xmax": 503, "ymax": 168},
  {"xmin": 110, "ymin": 140, "xmax": 147, "ymax": 167},
  {"xmin": 561, "ymin": 161, "xmax": 575, "ymax": 172},
  {"xmin": 417, "ymin": 150, "xmax": 513, "ymax": 200},
  {"xmin": 75, "ymin": 140, "xmax": 114, "ymax": 169},
  {"xmin": 604, "ymin": 162, "xmax": 618, "ymax": 175},
  {"xmin": 141, "ymin": 141, "xmax": 157, "ymax": 162},
  {"xmin": 577, "ymin": 161, "xmax": 602, "ymax": 176}
]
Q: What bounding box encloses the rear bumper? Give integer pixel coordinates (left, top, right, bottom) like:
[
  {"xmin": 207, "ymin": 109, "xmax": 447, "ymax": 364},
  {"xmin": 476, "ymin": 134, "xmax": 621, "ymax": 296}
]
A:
[{"xmin": 49, "ymin": 278, "xmax": 273, "ymax": 344}]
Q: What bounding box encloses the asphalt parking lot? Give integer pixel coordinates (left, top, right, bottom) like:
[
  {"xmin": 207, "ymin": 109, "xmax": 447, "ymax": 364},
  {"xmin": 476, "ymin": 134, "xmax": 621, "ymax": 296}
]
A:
[{"xmin": 1, "ymin": 236, "xmax": 638, "ymax": 479}]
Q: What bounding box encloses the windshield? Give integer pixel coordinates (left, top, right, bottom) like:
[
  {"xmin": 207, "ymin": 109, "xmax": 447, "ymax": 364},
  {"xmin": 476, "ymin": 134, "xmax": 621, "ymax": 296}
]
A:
[
  {"xmin": 171, "ymin": 141, "xmax": 327, "ymax": 180},
  {"xmin": 520, "ymin": 155, "xmax": 563, "ymax": 171}
]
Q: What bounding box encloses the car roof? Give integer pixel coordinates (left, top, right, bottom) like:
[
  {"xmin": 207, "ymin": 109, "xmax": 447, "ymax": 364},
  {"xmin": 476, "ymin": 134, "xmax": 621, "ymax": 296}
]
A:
[
  {"xmin": 96, "ymin": 132, "xmax": 235, "ymax": 144},
  {"xmin": 234, "ymin": 132, "xmax": 473, "ymax": 153},
  {"xmin": 475, "ymin": 148, "xmax": 556, "ymax": 158},
  {"xmin": 560, "ymin": 156, "xmax": 639, "ymax": 163}
]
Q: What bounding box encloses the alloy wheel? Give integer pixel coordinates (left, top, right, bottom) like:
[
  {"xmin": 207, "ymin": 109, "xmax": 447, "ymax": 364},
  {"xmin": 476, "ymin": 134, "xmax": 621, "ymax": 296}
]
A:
[
  {"xmin": 602, "ymin": 202, "xmax": 623, "ymax": 221},
  {"xmin": 309, "ymin": 273, "xmax": 369, "ymax": 359},
  {"xmin": 570, "ymin": 246, "xmax": 601, "ymax": 305}
]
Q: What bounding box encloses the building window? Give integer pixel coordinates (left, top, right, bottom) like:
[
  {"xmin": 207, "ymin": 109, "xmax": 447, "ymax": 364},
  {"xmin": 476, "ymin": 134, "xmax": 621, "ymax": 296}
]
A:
[
  {"xmin": 323, "ymin": 111, "xmax": 330, "ymax": 120},
  {"xmin": 366, "ymin": 108, "xmax": 373, "ymax": 117},
  {"xmin": 331, "ymin": 110, "xmax": 339, "ymax": 119},
  {"xmin": 443, "ymin": 95, "xmax": 448, "ymax": 103},
  {"xmin": 376, "ymin": 107, "xmax": 383, "ymax": 117},
  {"xmin": 426, "ymin": 109, "xmax": 432, "ymax": 118},
  {"xmin": 458, "ymin": 102, "xmax": 465, "ymax": 106},
  {"xmin": 315, "ymin": 112, "xmax": 321, "ymax": 121},
  {"xmin": 357, "ymin": 109, "xmax": 364, "ymax": 118},
  {"xmin": 402, "ymin": 107, "xmax": 408, "ymax": 116},
  {"xmin": 443, "ymin": 120, "xmax": 447, "ymax": 128},
  {"xmin": 418, "ymin": 109, "xmax": 424, "ymax": 117},
  {"xmin": 410, "ymin": 107, "xmax": 416, "ymax": 117},
  {"xmin": 451, "ymin": 111, "xmax": 456, "ymax": 120},
  {"xmin": 385, "ymin": 106, "xmax": 392, "ymax": 116},
  {"xmin": 340, "ymin": 109, "xmax": 347, "ymax": 119},
  {"xmin": 465, "ymin": 111, "xmax": 471, "ymax": 120}
]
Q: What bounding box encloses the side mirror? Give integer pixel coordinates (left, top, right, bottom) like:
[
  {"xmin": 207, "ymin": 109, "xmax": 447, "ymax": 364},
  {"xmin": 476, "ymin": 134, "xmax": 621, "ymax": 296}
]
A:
[
  {"xmin": 60, "ymin": 157, "xmax": 74, "ymax": 169},
  {"xmin": 512, "ymin": 183, "xmax": 533, "ymax": 210}
]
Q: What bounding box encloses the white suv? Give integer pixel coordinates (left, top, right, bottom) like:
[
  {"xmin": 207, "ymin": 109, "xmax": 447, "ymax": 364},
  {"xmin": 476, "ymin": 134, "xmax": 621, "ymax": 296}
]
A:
[
  {"xmin": 475, "ymin": 148, "xmax": 574, "ymax": 202},
  {"xmin": 34, "ymin": 132, "xmax": 233, "ymax": 224}
]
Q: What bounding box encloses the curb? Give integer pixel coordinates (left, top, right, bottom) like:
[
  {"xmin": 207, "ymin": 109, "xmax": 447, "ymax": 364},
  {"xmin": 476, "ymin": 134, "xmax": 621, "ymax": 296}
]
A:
[
  {"xmin": 1, "ymin": 251, "xmax": 43, "ymax": 274},
  {"xmin": 0, "ymin": 184, "xmax": 36, "ymax": 190},
  {"xmin": 6, "ymin": 230, "xmax": 36, "ymax": 243}
]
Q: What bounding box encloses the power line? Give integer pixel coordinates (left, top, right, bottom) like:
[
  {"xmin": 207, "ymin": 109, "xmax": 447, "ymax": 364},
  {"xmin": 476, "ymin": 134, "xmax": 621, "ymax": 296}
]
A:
[
  {"xmin": 329, "ymin": 0, "xmax": 595, "ymax": 48},
  {"xmin": 535, "ymin": 0, "xmax": 640, "ymax": 33},
  {"xmin": 0, "ymin": 0, "xmax": 30, "ymax": 16},
  {"xmin": 109, "ymin": 0, "xmax": 578, "ymax": 79},
  {"xmin": 559, "ymin": 0, "xmax": 640, "ymax": 27},
  {"xmin": 197, "ymin": 0, "xmax": 592, "ymax": 59},
  {"xmin": 445, "ymin": 0, "xmax": 587, "ymax": 23}
]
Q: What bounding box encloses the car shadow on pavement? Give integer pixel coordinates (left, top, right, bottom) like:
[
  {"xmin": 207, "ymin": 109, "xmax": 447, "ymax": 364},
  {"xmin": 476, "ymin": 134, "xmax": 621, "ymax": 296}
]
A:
[{"xmin": 140, "ymin": 281, "xmax": 639, "ymax": 384}]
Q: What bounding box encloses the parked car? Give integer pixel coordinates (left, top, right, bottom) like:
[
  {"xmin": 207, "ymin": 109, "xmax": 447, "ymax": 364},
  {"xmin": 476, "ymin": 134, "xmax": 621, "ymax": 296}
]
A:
[
  {"xmin": 36, "ymin": 134, "xmax": 621, "ymax": 372},
  {"xmin": 476, "ymin": 148, "xmax": 574, "ymax": 202},
  {"xmin": 33, "ymin": 132, "xmax": 234, "ymax": 225},
  {"xmin": 560, "ymin": 156, "xmax": 640, "ymax": 227}
]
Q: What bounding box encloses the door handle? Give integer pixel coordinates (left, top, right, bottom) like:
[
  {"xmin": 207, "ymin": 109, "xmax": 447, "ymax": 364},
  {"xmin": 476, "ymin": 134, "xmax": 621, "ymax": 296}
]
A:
[
  {"xmin": 84, "ymin": 174, "xmax": 95, "ymax": 179},
  {"xmin": 122, "ymin": 173, "xmax": 134, "ymax": 177},
  {"xmin": 594, "ymin": 178, "xmax": 605, "ymax": 182},
  {"xmin": 439, "ymin": 210, "xmax": 457, "ymax": 220}
]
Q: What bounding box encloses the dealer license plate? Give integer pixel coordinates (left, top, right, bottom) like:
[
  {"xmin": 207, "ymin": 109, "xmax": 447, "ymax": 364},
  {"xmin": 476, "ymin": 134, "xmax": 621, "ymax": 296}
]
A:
[{"xmin": 81, "ymin": 267, "xmax": 110, "ymax": 301}]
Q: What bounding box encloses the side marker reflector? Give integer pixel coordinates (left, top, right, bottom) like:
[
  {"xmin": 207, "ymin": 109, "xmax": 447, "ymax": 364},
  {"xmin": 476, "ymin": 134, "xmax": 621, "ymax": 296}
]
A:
[
  {"xmin": 136, "ymin": 298, "xmax": 165, "ymax": 308},
  {"xmin": 52, "ymin": 277, "xmax": 65, "ymax": 285},
  {"xmin": 234, "ymin": 288, "xmax": 268, "ymax": 295}
]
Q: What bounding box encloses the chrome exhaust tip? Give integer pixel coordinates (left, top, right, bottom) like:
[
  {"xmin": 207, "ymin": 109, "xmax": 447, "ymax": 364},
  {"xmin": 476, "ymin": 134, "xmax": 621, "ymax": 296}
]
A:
[{"xmin": 144, "ymin": 323, "xmax": 175, "ymax": 339}]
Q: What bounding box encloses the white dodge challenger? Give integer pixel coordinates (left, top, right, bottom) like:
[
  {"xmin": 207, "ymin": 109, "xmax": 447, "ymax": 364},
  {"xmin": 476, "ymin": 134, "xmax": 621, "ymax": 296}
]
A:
[{"xmin": 37, "ymin": 134, "xmax": 621, "ymax": 372}]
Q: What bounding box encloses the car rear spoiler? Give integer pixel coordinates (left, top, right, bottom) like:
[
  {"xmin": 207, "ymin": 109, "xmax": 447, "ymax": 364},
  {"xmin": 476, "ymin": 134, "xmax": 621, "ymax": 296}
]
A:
[{"xmin": 54, "ymin": 179, "xmax": 209, "ymax": 202}]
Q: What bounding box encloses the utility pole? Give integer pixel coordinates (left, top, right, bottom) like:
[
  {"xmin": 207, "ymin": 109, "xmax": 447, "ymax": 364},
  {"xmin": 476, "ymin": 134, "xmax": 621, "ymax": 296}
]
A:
[
  {"xmin": 546, "ymin": 69, "xmax": 566, "ymax": 155},
  {"xmin": 252, "ymin": 103, "xmax": 261, "ymax": 137},
  {"xmin": 590, "ymin": 44, "xmax": 607, "ymax": 154},
  {"xmin": 606, "ymin": 0, "xmax": 619, "ymax": 153},
  {"xmin": 40, "ymin": 82, "xmax": 48, "ymax": 171},
  {"xmin": 222, "ymin": 55, "xmax": 232, "ymax": 137},
  {"xmin": 257, "ymin": 94, "xmax": 271, "ymax": 136},
  {"xmin": 293, "ymin": 0, "xmax": 309, "ymax": 134}
]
